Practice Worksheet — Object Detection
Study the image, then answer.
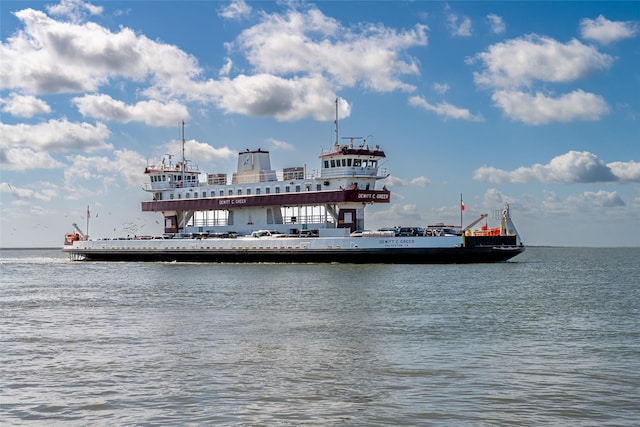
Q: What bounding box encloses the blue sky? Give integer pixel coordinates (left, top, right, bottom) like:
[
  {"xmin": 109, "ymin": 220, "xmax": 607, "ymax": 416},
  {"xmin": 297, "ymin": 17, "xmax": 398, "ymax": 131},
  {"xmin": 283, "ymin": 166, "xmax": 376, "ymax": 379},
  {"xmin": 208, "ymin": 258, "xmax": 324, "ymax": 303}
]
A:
[{"xmin": 1, "ymin": 0, "xmax": 639, "ymax": 248}]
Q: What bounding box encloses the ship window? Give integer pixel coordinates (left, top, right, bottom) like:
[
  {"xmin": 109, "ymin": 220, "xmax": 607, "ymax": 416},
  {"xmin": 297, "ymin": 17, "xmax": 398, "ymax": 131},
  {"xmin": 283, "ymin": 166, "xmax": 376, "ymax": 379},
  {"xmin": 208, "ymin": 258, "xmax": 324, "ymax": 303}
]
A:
[
  {"xmin": 247, "ymin": 189, "xmax": 251, "ymax": 195},
  {"xmin": 353, "ymin": 159, "xmax": 362, "ymax": 167},
  {"xmin": 265, "ymin": 187, "xmax": 270, "ymax": 194},
  {"xmin": 341, "ymin": 159, "xmax": 346, "ymax": 167},
  {"xmin": 170, "ymin": 194, "xmax": 174, "ymax": 199},
  {"xmin": 238, "ymin": 189, "xmax": 242, "ymax": 195},
  {"xmin": 275, "ymin": 187, "xmax": 280, "ymax": 193},
  {"xmin": 194, "ymin": 192, "xmax": 198, "ymax": 198},
  {"xmin": 316, "ymin": 184, "xmax": 321, "ymax": 191},
  {"xmin": 178, "ymin": 193, "xmax": 181, "ymax": 199},
  {"xmin": 228, "ymin": 190, "xmax": 233, "ymax": 195},
  {"xmin": 324, "ymin": 160, "xmax": 329, "ymax": 168},
  {"xmin": 186, "ymin": 193, "xmax": 190, "ymax": 198},
  {"xmin": 202, "ymin": 192, "xmax": 205, "ymax": 197},
  {"xmin": 220, "ymin": 190, "xmax": 224, "ymax": 197},
  {"xmin": 256, "ymin": 188, "xmax": 261, "ymax": 195},
  {"xmin": 347, "ymin": 159, "xmax": 352, "ymax": 166},
  {"xmin": 295, "ymin": 185, "xmax": 301, "ymax": 192},
  {"xmin": 370, "ymin": 160, "xmax": 377, "ymax": 168},
  {"xmin": 285, "ymin": 186, "xmax": 290, "ymax": 192},
  {"xmin": 330, "ymin": 160, "xmax": 336, "ymax": 167},
  {"xmin": 162, "ymin": 175, "xmax": 166, "ymax": 181}
]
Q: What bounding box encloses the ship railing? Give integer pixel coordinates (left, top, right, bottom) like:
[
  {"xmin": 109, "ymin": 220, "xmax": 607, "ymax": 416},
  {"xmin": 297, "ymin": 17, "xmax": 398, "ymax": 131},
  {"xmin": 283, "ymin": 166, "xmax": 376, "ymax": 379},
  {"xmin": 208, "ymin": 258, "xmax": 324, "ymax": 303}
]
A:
[
  {"xmin": 144, "ymin": 181, "xmax": 201, "ymax": 191},
  {"xmin": 189, "ymin": 218, "xmax": 230, "ymax": 227},
  {"xmin": 313, "ymin": 167, "xmax": 388, "ymax": 179}
]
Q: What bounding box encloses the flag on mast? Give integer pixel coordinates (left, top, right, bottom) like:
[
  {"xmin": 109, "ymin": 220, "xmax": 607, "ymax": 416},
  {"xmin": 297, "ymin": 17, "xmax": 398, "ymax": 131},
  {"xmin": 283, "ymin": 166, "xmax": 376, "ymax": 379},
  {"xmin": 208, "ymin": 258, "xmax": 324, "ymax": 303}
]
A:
[
  {"xmin": 87, "ymin": 206, "xmax": 91, "ymax": 219},
  {"xmin": 461, "ymin": 200, "xmax": 465, "ymax": 211}
]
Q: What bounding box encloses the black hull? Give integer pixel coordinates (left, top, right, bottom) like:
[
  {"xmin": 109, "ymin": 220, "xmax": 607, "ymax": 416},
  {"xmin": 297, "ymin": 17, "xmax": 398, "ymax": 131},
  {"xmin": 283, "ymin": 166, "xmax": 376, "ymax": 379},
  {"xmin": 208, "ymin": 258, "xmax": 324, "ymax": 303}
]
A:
[{"xmin": 68, "ymin": 245, "xmax": 525, "ymax": 264}]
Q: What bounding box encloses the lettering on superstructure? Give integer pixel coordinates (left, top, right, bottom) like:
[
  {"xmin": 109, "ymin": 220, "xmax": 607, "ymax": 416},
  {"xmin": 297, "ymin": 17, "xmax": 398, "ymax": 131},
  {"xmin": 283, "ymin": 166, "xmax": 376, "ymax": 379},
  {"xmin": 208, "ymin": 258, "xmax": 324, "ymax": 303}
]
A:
[
  {"xmin": 218, "ymin": 198, "xmax": 248, "ymax": 206},
  {"xmin": 357, "ymin": 192, "xmax": 389, "ymax": 200},
  {"xmin": 379, "ymin": 238, "xmax": 415, "ymax": 248}
]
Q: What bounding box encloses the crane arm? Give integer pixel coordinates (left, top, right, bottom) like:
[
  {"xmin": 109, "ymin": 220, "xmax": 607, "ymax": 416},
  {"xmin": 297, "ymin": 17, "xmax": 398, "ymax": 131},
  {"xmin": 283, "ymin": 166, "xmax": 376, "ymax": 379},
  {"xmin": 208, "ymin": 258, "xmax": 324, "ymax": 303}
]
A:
[{"xmin": 462, "ymin": 214, "xmax": 488, "ymax": 232}]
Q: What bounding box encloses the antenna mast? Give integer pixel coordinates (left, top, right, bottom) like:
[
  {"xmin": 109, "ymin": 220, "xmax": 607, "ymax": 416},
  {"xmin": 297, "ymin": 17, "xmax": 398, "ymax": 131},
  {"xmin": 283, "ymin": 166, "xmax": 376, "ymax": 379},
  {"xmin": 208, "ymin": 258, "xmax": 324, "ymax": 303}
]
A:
[
  {"xmin": 180, "ymin": 120, "xmax": 186, "ymax": 183},
  {"xmin": 334, "ymin": 98, "xmax": 339, "ymax": 148}
]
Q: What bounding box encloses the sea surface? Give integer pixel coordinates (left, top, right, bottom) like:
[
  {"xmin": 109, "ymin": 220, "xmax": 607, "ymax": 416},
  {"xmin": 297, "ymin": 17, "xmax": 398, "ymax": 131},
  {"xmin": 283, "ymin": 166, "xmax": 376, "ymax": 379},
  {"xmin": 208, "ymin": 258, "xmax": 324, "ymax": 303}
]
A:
[{"xmin": 1, "ymin": 247, "xmax": 639, "ymax": 426}]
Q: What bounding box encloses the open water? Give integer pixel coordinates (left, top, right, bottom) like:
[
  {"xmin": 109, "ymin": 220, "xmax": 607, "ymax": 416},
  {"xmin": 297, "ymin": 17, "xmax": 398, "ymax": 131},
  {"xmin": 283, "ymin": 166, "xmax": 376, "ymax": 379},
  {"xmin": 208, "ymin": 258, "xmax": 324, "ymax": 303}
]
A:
[{"xmin": 1, "ymin": 247, "xmax": 639, "ymax": 426}]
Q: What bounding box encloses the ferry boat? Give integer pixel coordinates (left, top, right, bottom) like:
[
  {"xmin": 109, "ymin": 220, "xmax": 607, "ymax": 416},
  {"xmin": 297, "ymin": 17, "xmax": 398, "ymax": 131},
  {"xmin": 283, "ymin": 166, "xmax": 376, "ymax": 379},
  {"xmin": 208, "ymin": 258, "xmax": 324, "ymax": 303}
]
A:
[{"xmin": 63, "ymin": 105, "xmax": 524, "ymax": 263}]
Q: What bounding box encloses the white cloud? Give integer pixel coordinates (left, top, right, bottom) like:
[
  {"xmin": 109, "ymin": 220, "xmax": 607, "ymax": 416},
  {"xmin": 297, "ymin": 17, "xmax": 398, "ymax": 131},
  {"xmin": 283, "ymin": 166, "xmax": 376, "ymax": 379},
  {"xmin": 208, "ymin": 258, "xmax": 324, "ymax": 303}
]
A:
[
  {"xmin": 567, "ymin": 190, "xmax": 625, "ymax": 207},
  {"xmin": 0, "ymin": 147, "xmax": 63, "ymax": 171},
  {"xmin": 2, "ymin": 93, "xmax": 51, "ymax": 118},
  {"xmin": 608, "ymin": 160, "xmax": 640, "ymax": 182},
  {"xmin": 409, "ymin": 176, "xmax": 431, "ymax": 187},
  {"xmin": 486, "ymin": 14, "xmax": 506, "ymax": 34},
  {"xmin": 267, "ymin": 138, "xmax": 294, "ymax": 151},
  {"xmin": 64, "ymin": 149, "xmax": 148, "ymax": 194},
  {"xmin": 184, "ymin": 140, "xmax": 236, "ymax": 165},
  {"xmin": 233, "ymin": 7, "xmax": 428, "ymax": 93},
  {"xmin": 1, "ymin": 8, "xmax": 201, "ymax": 95},
  {"xmin": 219, "ymin": 58, "xmax": 233, "ymax": 77},
  {"xmin": 433, "ymin": 83, "xmax": 450, "ymax": 94},
  {"xmin": 382, "ymin": 175, "xmax": 430, "ymax": 187},
  {"xmin": 474, "ymin": 151, "xmax": 639, "ymax": 184},
  {"xmin": 445, "ymin": 5, "xmax": 472, "ymax": 37},
  {"xmin": 0, "ymin": 182, "xmax": 59, "ymax": 202},
  {"xmin": 218, "ymin": 0, "xmax": 252, "ymax": 20},
  {"xmin": 491, "ymin": 90, "xmax": 610, "ymax": 125},
  {"xmin": 205, "ymin": 74, "xmax": 347, "ymax": 121},
  {"xmin": 73, "ymin": 94, "xmax": 190, "ymax": 126},
  {"xmin": 471, "ymin": 35, "xmax": 613, "ymax": 88},
  {"xmin": 0, "ymin": 119, "xmax": 111, "ymax": 152},
  {"xmin": 2, "ymin": 2, "xmax": 426, "ymax": 124},
  {"xmin": 46, "ymin": 0, "xmax": 102, "ymax": 22},
  {"xmin": 409, "ymin": 95, "xmax": 483, "ymax": 121},
  {"xmin": 580, "ymin": 15, "xmax": 638, "ymax": 45}
]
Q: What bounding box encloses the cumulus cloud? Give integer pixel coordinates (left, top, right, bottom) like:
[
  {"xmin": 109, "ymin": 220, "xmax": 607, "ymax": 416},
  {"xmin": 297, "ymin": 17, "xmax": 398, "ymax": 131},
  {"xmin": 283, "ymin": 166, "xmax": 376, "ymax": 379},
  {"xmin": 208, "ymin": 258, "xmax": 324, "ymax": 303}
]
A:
[
  {"xmin": 474, "ymin": 151, "xmax": 639, "ymax": 184},
  {"xmin": 486, "ymin": 14, "xmax": 506, "ymax": 34},
  {"xmin": 0, "ymin": 7, "xmax": 201, "ymax": 95},
  {"xmin": 409, "ymin": 95, "xmax": 483, "ymax": 121},
  {"xmin": 64, "ymin": 149, "xmax": 148, "ymax": 193},
  {"xmin": 0, "ymin": 147, "xmax": 63, "ymax": 171},
  {"xmin": 567, "ymin": 190, "xmax": 625, "ymax": 207},
  {"xmin": 1, "ymin": 93, "xmax": 52, "ymax": 118},
  {"xmin": 205, "ymin": 74, "xmax": 348, "ymax": 121},
  {"xmin": 470, "ymin": 34, "xmax": 614, "ymax": 125},
  {"xmin": 73, "ymin": 94, "xmax": 189, "ymax": 126},
  {"xmin": 46, "ymin": 0, "xmax": 102, "ymax": 22},
  {"xmin": 491, "ymin": 90, "xmax": 609, "ymax": 125},
  {"xmin": 0, "ymin": 182, "xmax": 59, "ymax": 202},
  {"xmin": 233, "ymin": 7, "xmax": 427, "ymax": 93},
  {"xmin": 383, "ymin": 175, "xmax": 430, "ymax": 187},
  {"xmin": 607, "ymin": 160, "xmax": 640, "ymax": 182},
  {"xmin": 2, "ymin": 2, "xmax": 428, "ymax": 124},
  {"xmin": 580, "ymin": 15, "xmax": 638, "ymax": 45},
  {"xmin": 0, "ymin": 119, "xmax": 111, "ymax": 152},
  {"xmin": 472, "ymin": 35, "xmax": 613, "ymax": 88},
  {"xmin": 218, "ymin": 0, "xmax": 252, "ymax": 20}
]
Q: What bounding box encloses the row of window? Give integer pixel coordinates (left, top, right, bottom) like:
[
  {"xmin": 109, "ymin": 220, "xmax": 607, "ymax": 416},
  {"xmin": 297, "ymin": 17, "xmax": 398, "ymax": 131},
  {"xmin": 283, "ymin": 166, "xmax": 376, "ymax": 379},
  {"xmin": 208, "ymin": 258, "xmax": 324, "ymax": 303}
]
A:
[
  {"xmin": 324, "ymin": 158, "xmax": 378, "ymax": 168},
  {"xmin": 158, "ymin": 183, "xmax": 323, "ymax": 200},
  {"xmin": 150, "ymin": 174, "xmax": 198, "ymax": 182}
]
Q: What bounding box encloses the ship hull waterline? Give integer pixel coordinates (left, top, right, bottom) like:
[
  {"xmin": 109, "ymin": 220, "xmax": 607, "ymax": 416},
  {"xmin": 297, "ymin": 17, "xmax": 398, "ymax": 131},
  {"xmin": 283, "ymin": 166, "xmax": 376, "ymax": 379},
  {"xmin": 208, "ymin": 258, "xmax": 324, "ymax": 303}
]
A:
[{"xmin": 64, "ymin": 245, "xmax": 525, "ymax": 264}]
